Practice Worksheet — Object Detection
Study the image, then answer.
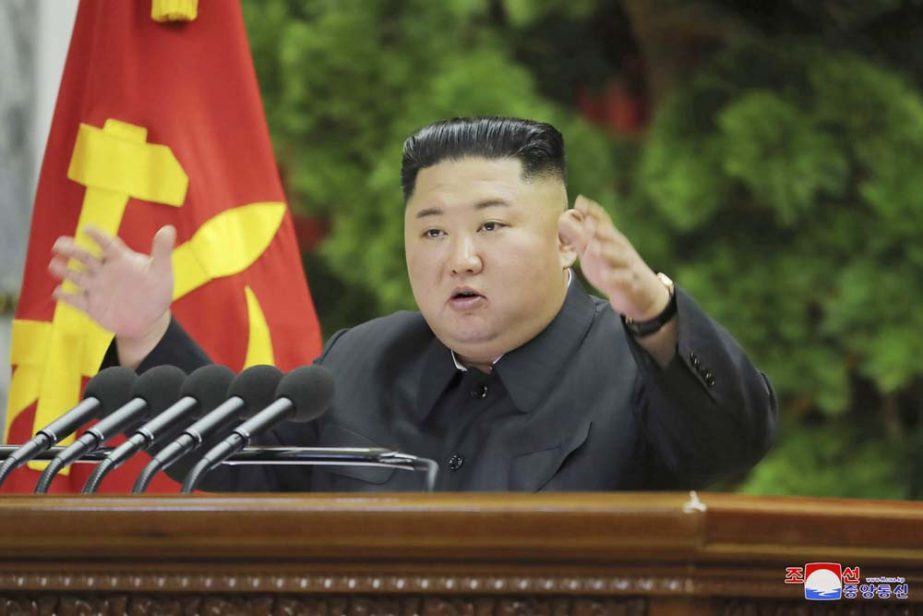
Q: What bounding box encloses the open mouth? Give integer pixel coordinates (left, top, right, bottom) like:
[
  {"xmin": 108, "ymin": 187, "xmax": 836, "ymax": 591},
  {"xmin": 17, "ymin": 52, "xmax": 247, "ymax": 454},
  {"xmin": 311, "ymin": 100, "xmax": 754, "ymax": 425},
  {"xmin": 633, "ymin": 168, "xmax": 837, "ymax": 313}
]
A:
[
  {"xmin": 452, "ymin": 290, "xmax": 481, "ymax": 299},
  {"xmin": 449, "ymin": 288, "xmax": 486, "ymax": 309}
]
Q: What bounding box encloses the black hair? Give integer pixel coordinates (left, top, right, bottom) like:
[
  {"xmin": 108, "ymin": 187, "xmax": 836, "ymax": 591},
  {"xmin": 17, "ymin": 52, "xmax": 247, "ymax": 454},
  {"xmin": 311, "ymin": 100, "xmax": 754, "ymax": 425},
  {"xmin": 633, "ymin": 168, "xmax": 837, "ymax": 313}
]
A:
[{"xmin": 400, "ymin": 117, "xmax": 566, "ymax": 201}]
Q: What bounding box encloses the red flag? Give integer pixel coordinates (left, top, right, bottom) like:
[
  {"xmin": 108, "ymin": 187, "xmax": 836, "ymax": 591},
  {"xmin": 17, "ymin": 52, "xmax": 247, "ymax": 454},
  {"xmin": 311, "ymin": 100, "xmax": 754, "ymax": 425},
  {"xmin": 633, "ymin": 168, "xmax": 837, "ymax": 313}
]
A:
[{"xmin": 4, "ymin": 0, "xmax": 322, "ymax": 492}]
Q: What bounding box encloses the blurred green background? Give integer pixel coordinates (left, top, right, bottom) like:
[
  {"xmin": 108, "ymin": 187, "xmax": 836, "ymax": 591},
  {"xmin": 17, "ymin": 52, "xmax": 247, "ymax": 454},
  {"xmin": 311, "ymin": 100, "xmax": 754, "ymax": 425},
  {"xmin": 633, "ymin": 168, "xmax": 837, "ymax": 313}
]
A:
[{"xmin": 240, "ymin": 0, "xmax": 923, "ymax": 500}]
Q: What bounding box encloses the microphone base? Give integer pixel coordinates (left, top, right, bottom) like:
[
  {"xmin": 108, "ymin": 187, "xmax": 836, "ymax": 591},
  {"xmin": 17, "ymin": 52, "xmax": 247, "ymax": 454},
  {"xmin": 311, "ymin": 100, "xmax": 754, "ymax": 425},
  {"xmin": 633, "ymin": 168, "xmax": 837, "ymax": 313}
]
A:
[{"xmin": 220, "ymin": 447, "xmax": 439, "ymax": 491}]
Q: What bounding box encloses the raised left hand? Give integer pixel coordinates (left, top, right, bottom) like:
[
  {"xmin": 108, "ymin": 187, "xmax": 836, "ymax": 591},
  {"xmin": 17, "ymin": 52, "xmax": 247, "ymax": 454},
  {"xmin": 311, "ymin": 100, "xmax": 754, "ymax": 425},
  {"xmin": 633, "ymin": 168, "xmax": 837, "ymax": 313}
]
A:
[{"xmin": 558, "ymin": 195, "xmax": 670, "ymax": 322}]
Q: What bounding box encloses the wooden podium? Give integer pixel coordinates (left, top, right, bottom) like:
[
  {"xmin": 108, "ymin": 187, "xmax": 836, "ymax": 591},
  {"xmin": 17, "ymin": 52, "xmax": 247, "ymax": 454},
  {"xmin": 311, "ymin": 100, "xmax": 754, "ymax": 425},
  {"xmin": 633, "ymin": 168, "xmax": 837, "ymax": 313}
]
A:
[{"xmin": 0, "ymin": 492, "xmax": 920, "ymax": 615}]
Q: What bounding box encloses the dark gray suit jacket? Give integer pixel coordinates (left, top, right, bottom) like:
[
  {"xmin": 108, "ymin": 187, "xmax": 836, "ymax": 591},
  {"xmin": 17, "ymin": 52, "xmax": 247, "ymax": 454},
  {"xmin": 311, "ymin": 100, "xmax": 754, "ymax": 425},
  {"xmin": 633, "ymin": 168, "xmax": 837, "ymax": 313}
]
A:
[{"xmin": 133, "ymin": 281, "xmax": 777, "ymax": 492}]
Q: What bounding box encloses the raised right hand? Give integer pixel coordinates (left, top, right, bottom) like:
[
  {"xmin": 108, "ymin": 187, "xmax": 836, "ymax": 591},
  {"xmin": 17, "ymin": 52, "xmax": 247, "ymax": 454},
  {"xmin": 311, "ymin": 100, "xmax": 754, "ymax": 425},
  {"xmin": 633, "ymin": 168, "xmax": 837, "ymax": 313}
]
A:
[{"xmin": 49, "ymin": 225, "xmax": 176, "ymax": 343}]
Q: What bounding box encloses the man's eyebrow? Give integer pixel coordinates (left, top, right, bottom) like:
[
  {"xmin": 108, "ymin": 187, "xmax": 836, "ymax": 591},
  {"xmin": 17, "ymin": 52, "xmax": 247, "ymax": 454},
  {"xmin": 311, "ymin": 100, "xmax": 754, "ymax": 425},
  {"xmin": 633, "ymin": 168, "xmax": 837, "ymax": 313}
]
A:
[
  {"xmin": 474, "ymin": 199, "xmax": 510, "ymax": 210},
  {"xmin": 415, "ymin": 207, "xmax": 443, "ymax": 219},
  {"xmin": 415, "ymin": 199, "xmax": 510, "ymax": 219}
]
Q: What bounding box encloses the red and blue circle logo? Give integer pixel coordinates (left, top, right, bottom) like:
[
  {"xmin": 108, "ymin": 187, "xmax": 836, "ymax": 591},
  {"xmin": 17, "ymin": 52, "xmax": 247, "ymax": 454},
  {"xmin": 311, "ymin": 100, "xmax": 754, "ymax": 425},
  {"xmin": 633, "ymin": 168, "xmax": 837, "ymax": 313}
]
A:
[{"xmin": 804, "ymin": 563, "xmax": 842, "ymax": 600}]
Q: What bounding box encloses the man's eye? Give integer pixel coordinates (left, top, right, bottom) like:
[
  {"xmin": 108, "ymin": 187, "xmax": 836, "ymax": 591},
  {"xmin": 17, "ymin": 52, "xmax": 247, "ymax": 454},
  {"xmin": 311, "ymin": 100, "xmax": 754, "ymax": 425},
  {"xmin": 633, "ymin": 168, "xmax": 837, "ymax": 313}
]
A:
[
  {"xmin": 480, "ymin": 222, "xmax": 505, "ymax": 232},
  {"xmin": 423, "ymin": 229, "xmax": 444, "ymax": 238}
]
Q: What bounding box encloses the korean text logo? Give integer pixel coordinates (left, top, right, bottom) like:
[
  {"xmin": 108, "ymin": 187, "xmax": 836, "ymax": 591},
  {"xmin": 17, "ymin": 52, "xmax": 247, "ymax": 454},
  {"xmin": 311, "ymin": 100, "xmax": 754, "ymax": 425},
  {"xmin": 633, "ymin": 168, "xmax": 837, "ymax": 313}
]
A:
[{"xmin": 785, "ymin": 563, "xmax": 909, "ymax": 601}]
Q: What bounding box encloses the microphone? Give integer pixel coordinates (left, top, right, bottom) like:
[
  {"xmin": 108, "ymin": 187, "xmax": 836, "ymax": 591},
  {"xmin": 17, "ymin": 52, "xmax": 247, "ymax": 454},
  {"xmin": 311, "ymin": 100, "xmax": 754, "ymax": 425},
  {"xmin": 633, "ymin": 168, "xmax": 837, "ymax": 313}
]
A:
[
  {"xmin": 33, "ymin": 365, "xmax": 186, "ymax": 493},
  {"xmin": 132, "ymin": 364, "xmax": 282, "ymax": 493},
  {"xmin": 181, "ymin": 365, "xmax": 333, "ymax": 492},
  {"xmin": 81, "ymin": 364, "xmax": 235, "ymax": 493},
  {"xmin": 0, "ymin": 367, "xmax": 136, "ymax": 488}
]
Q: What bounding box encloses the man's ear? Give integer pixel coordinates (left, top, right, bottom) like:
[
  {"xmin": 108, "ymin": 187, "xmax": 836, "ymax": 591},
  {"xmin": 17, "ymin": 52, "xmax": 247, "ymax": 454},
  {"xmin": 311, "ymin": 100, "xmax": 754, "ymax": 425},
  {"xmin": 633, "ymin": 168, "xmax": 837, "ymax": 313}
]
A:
[{"xmin": 557, "ymin": 209, "xmax": 583, "ymax": 269}]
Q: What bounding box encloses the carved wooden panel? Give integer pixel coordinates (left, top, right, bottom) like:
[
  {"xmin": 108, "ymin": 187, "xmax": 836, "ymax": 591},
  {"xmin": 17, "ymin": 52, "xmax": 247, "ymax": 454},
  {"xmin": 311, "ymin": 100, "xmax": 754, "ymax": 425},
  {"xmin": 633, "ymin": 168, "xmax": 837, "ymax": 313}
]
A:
[
  {"xmin": 0, "ymin": 572, "xmax": 690, "ymax": 597},
  {"xmin": 716, "ymin": 599, "xmax": 917, "ymax": 616},
  {"xmin": 0, "ymin": 493, "xmax": 920, "ymax": 615},
  {"xmin": 0, "ymin": 594, "xmax": 648, "ymax": 616}
]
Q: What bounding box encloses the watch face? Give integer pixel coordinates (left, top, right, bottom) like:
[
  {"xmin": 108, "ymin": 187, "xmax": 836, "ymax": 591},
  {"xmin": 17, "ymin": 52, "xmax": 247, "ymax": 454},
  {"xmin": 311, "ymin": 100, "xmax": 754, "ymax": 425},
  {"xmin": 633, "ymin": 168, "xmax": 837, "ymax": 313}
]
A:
[{"xmin": 656, "ymin": 272, "xmax": 675, "ymax": 293}]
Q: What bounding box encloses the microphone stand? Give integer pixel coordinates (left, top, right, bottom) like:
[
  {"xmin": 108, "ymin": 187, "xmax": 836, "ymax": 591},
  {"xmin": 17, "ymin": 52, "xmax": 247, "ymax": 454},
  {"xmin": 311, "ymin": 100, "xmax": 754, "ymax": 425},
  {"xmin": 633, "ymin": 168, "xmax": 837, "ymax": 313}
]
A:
[
  {"xmin": 0, "ymin": 446, "xmax": 113, "ymax": 463},
  {"xmin": 218, "ymin": 447, "xmax": 439, "ymax": 492},
  {"xmin": 0, "ymin": 446, "xmax": 439, "ymax": 492}
]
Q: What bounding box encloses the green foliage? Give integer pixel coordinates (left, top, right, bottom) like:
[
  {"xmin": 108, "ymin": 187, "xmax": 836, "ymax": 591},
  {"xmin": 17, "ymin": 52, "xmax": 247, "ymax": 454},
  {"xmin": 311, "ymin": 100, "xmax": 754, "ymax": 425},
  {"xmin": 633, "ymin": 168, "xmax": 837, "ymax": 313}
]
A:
[
  {"xmin": 740, "ymin": 422, "xmax": 908, "ymax": 499},
  {"xmin": 789, "ymin": 0, "xmax": 919, "ymax": 31},
  {"xmin": 638, "ymin": 41, "xmax": 923, "ymax": 496},
  {"xmin": 719, "ymin": 91, "xmax": 847, "ymax": 226},
  {"xmin": 241, "ymin": 0, "xmax": 923, "ymax": 498},
  {"xmin": 504, "ymin": 0, "xmax": 599, "ymax": 27},
  {"xmin": 243, "ymin": 0, "xmax": 620, "ymax": 316}
]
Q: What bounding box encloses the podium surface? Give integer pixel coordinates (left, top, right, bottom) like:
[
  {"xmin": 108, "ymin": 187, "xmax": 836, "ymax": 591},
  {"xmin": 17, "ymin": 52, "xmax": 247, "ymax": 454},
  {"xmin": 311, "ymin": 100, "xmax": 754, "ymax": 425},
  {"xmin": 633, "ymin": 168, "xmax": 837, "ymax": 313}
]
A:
[{"xmin": 0, "ymin": 492, "xmax": 920, "ymax": 614}]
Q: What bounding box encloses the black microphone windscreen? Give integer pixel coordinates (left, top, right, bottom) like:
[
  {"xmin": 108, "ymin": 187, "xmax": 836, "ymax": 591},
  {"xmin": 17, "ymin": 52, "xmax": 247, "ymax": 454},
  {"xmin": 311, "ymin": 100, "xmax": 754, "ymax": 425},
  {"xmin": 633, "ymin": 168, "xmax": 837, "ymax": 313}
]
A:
[
  {"xmin": 275, "ymin": 365, "xmax": 334, "ymax": 423},
  {"xmin": 179, "ymin": 364, "xmax": 235, "ymax": 420},
  {"xmin": 131, "ymin": 365, "xmax": 187, "ymax": 419},
  {"xmin": 83, "ymin": 367, "xmax": 137, "ymax": 417},
  {"xmin": 227, "ymin": 365, "xmax": 283, "ymax": 420}
]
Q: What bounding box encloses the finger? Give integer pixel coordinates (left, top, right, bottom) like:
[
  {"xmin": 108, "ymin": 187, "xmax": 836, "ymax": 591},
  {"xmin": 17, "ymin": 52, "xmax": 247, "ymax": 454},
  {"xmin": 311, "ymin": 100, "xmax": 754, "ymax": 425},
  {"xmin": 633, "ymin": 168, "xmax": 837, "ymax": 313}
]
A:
[
  {"xmin": 558, "ymin": 212, "xmax": 589, "ymax": 252},
  {"xmin": 53, "ymin": 285, "xmax": 89, "ymax": 313},
  {"xmin": 83, "ymin": 226, "xmax": 129, "ymax": 260},
  {"xmin": 593, "ymin": 220, "xmax": 629, "ymax": 248},
  {"xmin": 598, "ymin": 242, "xmax": 633, "ymax": 270},
  {"xmin": 590, "ymin": 236, "xmax": 606, "ymax": 262},
  {"xmin": 47, "ymin": 256, "xmax": 69, "ymax": 281},
  {"xmin": 581, "ymin": 200, "xmax": 629, "ymax": 248},
  {"xmin": 574, "ymin": 194, "xmax": 593, "ymax": 214},
  {"xmin": 581, "ymin": 199, "xmax": 630, "ymax": 241},
  {"xmin": 150, "ymin": 225, "xmax": 176, "ymax": 271},
  {"xmin": 51, "ymin": 237, "xmax": 97, "ymax": 268},
  {"xmin": 48, "ymin": 257, "xmax": 90, "ymax": 287},
  {"xmin": 576, "ymin": 195, "xmax": 610, "ymax": 223},
  {"xmin": 584, "ymin": 200, "xmax": 618, "ymax": 233},
  {"xmin": 51, "ymin": 235, "xmax": 75, "ymax": 254},
  {"xmin": 82, "ymin": 226, "xmax": 115, "ymax": 253},
  {"xmin": 584, "ymin": 215, "xmax": 597, "ymax": 248}
]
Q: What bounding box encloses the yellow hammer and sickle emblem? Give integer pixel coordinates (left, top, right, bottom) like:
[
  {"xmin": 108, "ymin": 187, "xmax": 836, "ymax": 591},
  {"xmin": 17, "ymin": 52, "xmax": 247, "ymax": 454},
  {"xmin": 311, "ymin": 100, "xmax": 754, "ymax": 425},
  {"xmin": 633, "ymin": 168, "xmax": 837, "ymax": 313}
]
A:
[{"xmin": 5, "ymin": 119, "xmax": 285, "ymax": 463}]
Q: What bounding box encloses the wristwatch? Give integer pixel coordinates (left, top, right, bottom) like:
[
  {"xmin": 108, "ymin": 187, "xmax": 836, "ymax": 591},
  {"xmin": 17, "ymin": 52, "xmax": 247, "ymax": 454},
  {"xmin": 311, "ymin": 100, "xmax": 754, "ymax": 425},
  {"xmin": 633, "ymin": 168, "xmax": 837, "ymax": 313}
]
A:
[{"xmin": 622, "ymin": 272, "xmax": 676, "ymax": 338}]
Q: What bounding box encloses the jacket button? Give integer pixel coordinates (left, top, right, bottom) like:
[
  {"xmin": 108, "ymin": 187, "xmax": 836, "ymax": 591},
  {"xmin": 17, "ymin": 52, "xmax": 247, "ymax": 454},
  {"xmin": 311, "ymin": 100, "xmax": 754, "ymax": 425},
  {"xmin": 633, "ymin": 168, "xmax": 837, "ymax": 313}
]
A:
[
  {"xmin": 448, "ymin": 454, "xmax": 465, "ymax": 471},
  {"xmin": 689, "ymin": 352, "xmax": 701, "ymax": 368},
  {"xmin": 470, "ymin": 383, "xmax": 488, "ymax": 399},
  {"xmin": 704, "ymin": 371, "xmax": 716, "ymax": 387}
]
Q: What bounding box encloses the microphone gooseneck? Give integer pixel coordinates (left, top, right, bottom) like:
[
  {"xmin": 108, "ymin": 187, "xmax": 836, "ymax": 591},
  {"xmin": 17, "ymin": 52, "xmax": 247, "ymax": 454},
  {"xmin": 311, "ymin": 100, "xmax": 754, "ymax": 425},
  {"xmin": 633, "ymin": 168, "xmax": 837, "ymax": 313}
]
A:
[
  {"xmin": 34, "ymin": 365, "xmax": 185, "ymax": 493},
  {"xmin": 181, "ymin": 365, "xmax": 333, "ymax": 493},
  {"xmin": 132, "ymin": 364, "xmax": 282, "ymax": 493},
  {"xmin": 81, "ymin": 365, "xmax": 235, "ymax": 493},
  {"xmin": 0, "ymin": 367, "xmax": 136, "ymax": 488}
]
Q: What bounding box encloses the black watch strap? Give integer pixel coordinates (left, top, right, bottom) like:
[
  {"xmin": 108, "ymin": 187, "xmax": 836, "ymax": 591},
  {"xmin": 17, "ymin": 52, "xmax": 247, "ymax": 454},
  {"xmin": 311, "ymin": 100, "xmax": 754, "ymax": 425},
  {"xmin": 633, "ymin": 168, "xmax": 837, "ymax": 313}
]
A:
[{"xmin": 622, "ymin": 273, "xmax": 677, "ymax": 338}]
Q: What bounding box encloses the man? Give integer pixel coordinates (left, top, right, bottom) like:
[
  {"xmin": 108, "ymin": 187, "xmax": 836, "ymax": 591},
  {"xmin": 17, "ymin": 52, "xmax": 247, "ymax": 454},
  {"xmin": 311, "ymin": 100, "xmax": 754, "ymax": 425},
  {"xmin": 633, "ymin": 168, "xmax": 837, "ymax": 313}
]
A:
[{"xmin": 50, "ymin": 117, "xmax": 777, "ymax": 491}]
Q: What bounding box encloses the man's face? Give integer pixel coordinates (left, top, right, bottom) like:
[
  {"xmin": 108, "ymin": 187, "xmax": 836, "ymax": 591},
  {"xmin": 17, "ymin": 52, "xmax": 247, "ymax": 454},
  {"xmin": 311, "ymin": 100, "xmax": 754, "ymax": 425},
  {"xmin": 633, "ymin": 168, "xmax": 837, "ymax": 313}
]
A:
[{"xmin": 404, "ymin": 157, "xmax": 576, "ymax": 367}]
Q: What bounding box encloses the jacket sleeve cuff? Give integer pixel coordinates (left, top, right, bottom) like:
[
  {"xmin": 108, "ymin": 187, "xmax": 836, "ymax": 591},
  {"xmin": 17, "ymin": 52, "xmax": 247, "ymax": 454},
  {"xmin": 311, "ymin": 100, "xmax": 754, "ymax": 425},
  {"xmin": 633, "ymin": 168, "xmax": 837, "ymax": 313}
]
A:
[{"xmin": 99, "ymin": 317, "xmax": 213, "ymax": 374}]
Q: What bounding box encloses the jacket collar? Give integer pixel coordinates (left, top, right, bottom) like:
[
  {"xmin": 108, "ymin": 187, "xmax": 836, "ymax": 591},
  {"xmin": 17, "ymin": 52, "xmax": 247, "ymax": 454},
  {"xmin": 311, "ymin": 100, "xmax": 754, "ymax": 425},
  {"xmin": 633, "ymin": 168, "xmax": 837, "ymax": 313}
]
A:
[
  {"xmin": 494, "ymin": 279, "xmax": 596, "ymax": 413},
  {"xmin": 414, "ymin": 279, "xmax": 596, "ymax": 420}
]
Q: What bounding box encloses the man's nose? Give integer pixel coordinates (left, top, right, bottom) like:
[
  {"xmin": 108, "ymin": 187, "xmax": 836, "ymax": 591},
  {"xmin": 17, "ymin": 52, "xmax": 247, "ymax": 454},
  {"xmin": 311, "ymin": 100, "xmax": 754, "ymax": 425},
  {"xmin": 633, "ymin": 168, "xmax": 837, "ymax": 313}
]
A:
[{"xmin": 449, "ymin": 236, "xmax": 482, "ymax": 275}]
